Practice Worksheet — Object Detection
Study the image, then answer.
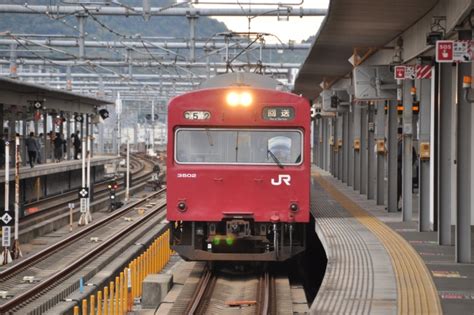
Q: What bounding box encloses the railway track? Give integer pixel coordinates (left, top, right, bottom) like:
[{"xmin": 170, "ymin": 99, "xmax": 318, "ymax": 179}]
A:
[
  {"xmin": 0, "ymin": 188, "xmax": 167, "ymax": 314},
  {"xmin": 16, "ymin": 154, "xmax": 158, "ymax": 244},
  {"xmin": 183, "ymin": 266, "xmax": 277, "ymax": 315},
  {"xmin": 20, "ymin": 154, "xmax": 150, "ymax": 225}
]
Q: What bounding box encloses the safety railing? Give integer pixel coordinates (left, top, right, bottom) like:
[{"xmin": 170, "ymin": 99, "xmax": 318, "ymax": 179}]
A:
[{"xmin": 73, "ymin": 229, "xmax": 172, "ymax": 315}]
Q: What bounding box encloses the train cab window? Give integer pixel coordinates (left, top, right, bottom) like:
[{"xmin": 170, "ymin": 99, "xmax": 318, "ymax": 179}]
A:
[{"xmin": 175, "ymin": 128, "xmax": 303, "ymax": 165}]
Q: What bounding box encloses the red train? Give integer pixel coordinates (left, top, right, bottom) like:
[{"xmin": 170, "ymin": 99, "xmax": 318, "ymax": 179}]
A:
[{"xmin": 167, "ymin": 73, "xmax": 311, "ymax": 261}]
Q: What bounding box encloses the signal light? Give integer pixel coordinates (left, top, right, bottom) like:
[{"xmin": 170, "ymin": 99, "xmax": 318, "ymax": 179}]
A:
[
  {"xmin": 213, "ymin": 236, "xmax": 221, "ymax": 246},
  {"xmin": 226, "ymin": 91, "xmax": 253, "ymax": 107},
  {"xmin": 225, "ymin": 236, "xmax": 234, "ymax": 246}
]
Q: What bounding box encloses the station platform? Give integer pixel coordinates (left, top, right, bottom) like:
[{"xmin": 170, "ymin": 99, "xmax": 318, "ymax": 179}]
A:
[
  {"xmin": 310, "ymin": 167, "xmax": 474, "ymax": 315},
  {"xmin": 0, "ymin": 155, "xmax": 120, "ymax": 207},
  {"xmin": 0, "ymin": 155, "xmax": 120, "ymax": 183}
]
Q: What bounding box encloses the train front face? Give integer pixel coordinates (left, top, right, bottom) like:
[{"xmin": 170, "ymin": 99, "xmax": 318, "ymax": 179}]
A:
[{"xmin": 167, "ymin": 87, "xmax": 311, "ymax": 261}]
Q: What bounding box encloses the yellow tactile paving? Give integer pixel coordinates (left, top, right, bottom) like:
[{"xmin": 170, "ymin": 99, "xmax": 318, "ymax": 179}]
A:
[{"xmin": 314, "ymin": 171, "xmax": 442, "ymax": 315}]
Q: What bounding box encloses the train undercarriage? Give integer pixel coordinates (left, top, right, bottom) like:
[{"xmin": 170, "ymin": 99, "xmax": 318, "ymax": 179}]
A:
[{"xmin": 170, "ymin": 218, "xmax": 306, "ymax": 261}]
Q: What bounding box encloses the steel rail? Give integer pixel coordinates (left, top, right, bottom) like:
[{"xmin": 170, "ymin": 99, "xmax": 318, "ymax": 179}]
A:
[
  {"xmin": 257, "ymin": 271, "xmax": 275, "ymax": 315},
  {"xmin": 185, "ymin": 267, "xmax": 216, "ymax": 315},
  {"xmin": 0, "ymin": 187, "xmax": 165, "ymax": 281},
  {"xmin": 0, "ymin": 192, "xmax": 167, "ymax": 313},
  {"xmin": 18, "ymin": 154, "xmax": 150, "ymax": 225}
]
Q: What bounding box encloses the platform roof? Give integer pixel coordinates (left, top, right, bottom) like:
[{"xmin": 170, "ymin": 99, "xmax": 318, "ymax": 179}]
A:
[
  {"xmin": 293, "ymin": 0, "xmax": 438, "ymax": 100},
  {"xmin": 0, "ymin": 77, "xmax": 112, "ymax": 114}
]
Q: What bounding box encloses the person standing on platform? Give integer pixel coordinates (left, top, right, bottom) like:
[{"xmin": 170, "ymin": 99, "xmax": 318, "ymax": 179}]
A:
[
  {"xmin": 25, "ymin": 132, "xmax": 40, "ymax": 168},
  {"xmin": 53, "ymin": 132, "xmax": 64, "ymax": 162},
  {"xmin": 36, "ymin": 133, "xmax": 43, "ymax": 164},
  {"xmin": 73, "ymin": 132, "xmax": 81, "ymax": 159}
]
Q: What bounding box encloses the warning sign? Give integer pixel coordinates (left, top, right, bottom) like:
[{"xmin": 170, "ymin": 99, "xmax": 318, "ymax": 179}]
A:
[
  {"xmin": 394, "ymin": 66, "xmax": 405, "ymax": 79},
  {"xmin": 436, "ymin": 40, "xmax": 472, "ymax": 63},
  {"xmin": 393, "ymin": 65, "xmax": 416, "ymax": 80},
  {"xmin": 416, "ymin": 65, "xmax": 432, "ymax": 79}
]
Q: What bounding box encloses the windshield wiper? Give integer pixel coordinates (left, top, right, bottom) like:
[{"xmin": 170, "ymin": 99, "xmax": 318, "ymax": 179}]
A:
[{"xmin": 267, "ymin": 149, "xmax": 284, "ymax": 169}]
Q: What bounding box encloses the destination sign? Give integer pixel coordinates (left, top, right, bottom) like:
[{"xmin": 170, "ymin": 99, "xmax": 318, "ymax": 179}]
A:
[{"xmin": 262, "ymin": 107, "xmax": 295, "ymax": 121}]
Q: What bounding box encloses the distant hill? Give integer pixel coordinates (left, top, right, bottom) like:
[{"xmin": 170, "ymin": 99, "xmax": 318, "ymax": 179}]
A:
[
  {"xmin": 0, "ymin": 1, "xmax": 311, "ymax": 65},
  {"xmin": 0, "ymin": 0, "xmax": 229, "ymax": 40}
]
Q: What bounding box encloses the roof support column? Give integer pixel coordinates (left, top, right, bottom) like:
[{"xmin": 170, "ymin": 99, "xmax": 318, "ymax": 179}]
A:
[
  {"xmin": 360, "ymin": 105, "xmax": 368, "ymax": 195},
  {"xmin": 321, "ymin": 117, "xmax": 328, "ymax": 171},
  {"xmin": 313, "ymin": 119, "xmax": 319, "ymax": 166},
  {"xmin": 318, "ymin": 118, "xmax": 324, "ymax": 168},
  {"xmin": 0, "ymin": 104, "xmax": 3, "ymax": 138},
  {"xmin": 438, "ymin": 63, "xmax": 453, "ymax": 245},
  {"xmin": 66, "ymin": 113, "xmax": 71, "ymax": 160},
  {"xmin": 337, "ymin": 114, "xmax": 343, "ymax": 180},
  {"xmin": 42, "ymin": 112, "xmax": 47, "ymax": 163},
  {"xmin": 342, "ymin": 111, "xmax": 349, "ymax": 183},
  {"xmin": 402, "ymin": 80, "xmax": 414, "ymax": 220},
  {"xmin": 455, "ymin": 29, "xmax": 472, "ymax": 263},
  {"xmin": 330, "ymin": 118, "xmax": 336, "ymax": 176},
  {"xmin": 353, "ymin": 103, "xmax": 361, "ymax": 191},
  {"xmin": 418, "ymin": 66, "xmax": 432, "ymax": 232},
  {"xmin": 387, "ymin": 100, "xmax": 398, "ymax": 212},
  {"xmin": 348, "ymin": 105, "xmax": 354, "ymax": 187},
  {"xmin": 375, "ymin": 101, "xmax": 385, "ymax": 205},
  {"xmin": 367, "ymin": 103, "xmax": 375, "ymax": 200}
]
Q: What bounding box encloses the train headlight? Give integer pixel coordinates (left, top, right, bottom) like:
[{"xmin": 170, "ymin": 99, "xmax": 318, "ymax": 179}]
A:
[
  {"xmin": 226, "ymin": 91, "xmax": 253, "ymax": 107},
  {"xmin": 226, "ymin": 92, "xmax": 240, "ymax": 107},
  {"xmin": 240, "ymin": 92, "xmax": 253, "ymax": 107},
  {"xmin": 290, "ymin": 203, "xmax": 299, "ymax": 212}
]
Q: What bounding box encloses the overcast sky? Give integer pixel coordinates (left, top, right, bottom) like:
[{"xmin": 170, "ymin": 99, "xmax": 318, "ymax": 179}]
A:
[{"xmin": 192, "ymin": 0, "xmax": 329, "ymax": 43}]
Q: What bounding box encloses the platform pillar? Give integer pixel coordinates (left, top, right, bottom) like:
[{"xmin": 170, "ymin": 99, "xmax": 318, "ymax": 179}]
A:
[
  {"xmin": 402, "ymin": 80, "xmax": 413, "ymax": 221},
  {"xmin": 313, "ymin": 119, "xmax": 318, "ymax": 166},
  {"xmin": 353, "ymin": 103, "xmax": 361, "ymax": 191},
  {"xmin": 360, "ymin": 106, "xmax": 368, "ymax": 195},
  {"xmin": 455, "ymin": 29, "xmax": 472, "ymax": 263},
  {"xmin": 321, "ymin": 118, "xmax": 328, "ymax": 171},
  {"xmin": 418, "ymin": 66, "xmax": 432, "ymax": 232},
  {"xmin": 330, "ymin": 118, "xmax": 336, "ymax": 176},
  {"xmin": 375, "ymin": 101, "xmax": 385, "ymax": 205},
  {"xmin": 342, "ymin": 112, "xmax": 349, "ymax": 183},
  {"xmin": 367, "ymin": 104, "xmax": 375, "ymax": 200},
  {"xmin": 66, "ymin": 113, "xmax": 71, "ymax": 160},
  {"xmin": 42, "ymin": 112, "xmax": 47, "ymax": 163},
  {"xmin": 438, "ymin": 63, "xmax": 454, "ymax": 245},
  {"xmin": 337, "ymin": 114, "xmax": 343, "ymax": 180},
  {"xmin": 348, "ymin": 105, "xmax": 354, "ymax": 187},
  {"xmin": 387, "ymin": 100, "xmax": 398, "ymax": 212},
  {"xmin": 0, "ymin": 104, "xmax": 3, "ymax": 135}
]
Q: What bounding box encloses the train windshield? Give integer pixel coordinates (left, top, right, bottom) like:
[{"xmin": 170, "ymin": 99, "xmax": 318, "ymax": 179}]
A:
[{"xmin": 175, "ymin": 128, "xmax": 302, "ymax": 165}]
